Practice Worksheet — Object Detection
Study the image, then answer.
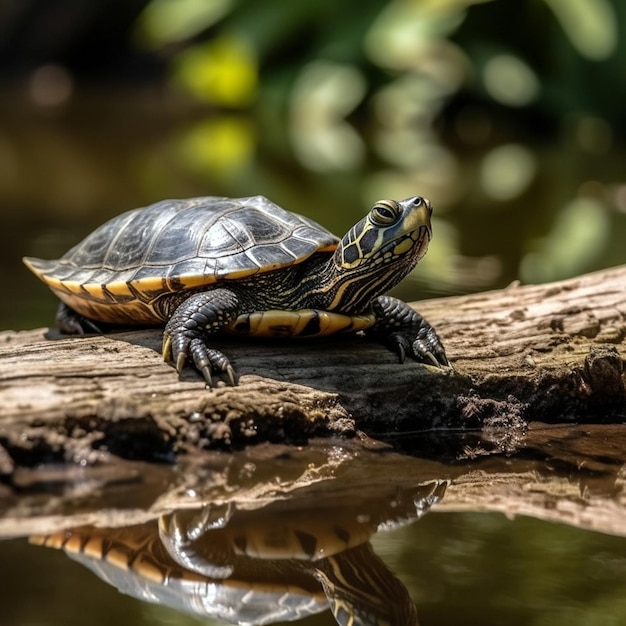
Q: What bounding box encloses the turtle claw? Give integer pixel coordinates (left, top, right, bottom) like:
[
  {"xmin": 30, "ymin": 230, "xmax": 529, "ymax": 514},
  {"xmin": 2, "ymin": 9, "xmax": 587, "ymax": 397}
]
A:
[
  {"xmin": 413, "ymin": 343, "xmax": 448, "ymax": 368},
  {"xmin": 162, "ymin": 334, "xmax": 172, "ymax": 362},
  {"xmin": 225, "ymin": 364, "xmax": 236, "ymax": 387},
  {"xmin": 390, "ymin": 333, "xmax": 450, "ymax": 368},
  {"xmin": 201, "ymin": 367, "xmax": 213, "ymax": 387},
  {"xmin": 413, "ymin": 334, "xmax": 450, "ymax": 368},
  {"xmin": 425, "ymin": 351, "xmax": 441, "ymax": 367},
  {"xmin": 370, "ymin": 296, "xmax": 450, "ymax": 369},
  {"xmin": 161, "ymin": 290, "xmax": 240, "ymax": 386},
  {"xmin": 393, "ymin": 337, "xmax": 407, "ymax": 364},
  {"xmin": 175, "ymin": 351, "xmax": 188, "ymax": 376},
  {"xmin": 410, "ymin": 334, "xmax": 450, "ymax": 369},
  {"xmin": 188, "ymin": 337, "xmax": 236, "ymax": 387},
  {"xmin": 162, "ymin": 330, "xmax": 237, "ymax": 386}
]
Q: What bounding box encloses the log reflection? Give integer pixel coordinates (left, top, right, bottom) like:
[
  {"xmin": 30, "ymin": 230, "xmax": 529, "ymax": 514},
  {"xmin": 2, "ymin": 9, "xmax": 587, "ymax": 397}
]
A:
[{"xmin": 32, "ymin": 480, "xmax": 446, "ymax": 625}]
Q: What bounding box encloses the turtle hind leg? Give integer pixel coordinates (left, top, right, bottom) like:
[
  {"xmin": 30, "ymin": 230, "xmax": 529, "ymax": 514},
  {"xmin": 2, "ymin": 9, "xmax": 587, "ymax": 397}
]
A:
[
  {"xmin": 56, "ymin": 302, "xmax": 106, "ymax": 335},
  {"xmin": 162, "ymin": 289, "xmax": 240, "ymax": 387},
  {"xmin": 367, "ymin": 295, "xmax": 450, "ymax": 368}
]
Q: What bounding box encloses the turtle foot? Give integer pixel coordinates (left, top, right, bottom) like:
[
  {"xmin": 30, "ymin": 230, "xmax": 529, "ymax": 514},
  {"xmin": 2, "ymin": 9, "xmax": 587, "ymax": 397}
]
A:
[
  {"xmin": 386, "ymin": 325, "xmax": 450, "ymax": 368},
  {"xmin": 162, "ymin": 290, "xmax": 240, "ymax": 386},
  {"xmin": 56, "ymin": 302, "xmax": 104, "ymax": 335},
  {"xmin": 369, "ymin": 295, "xmax": 450, "ymax": 369},
  {"xmin": 162, "ymin": 331, "xmax": 236, "ymax": 387}
]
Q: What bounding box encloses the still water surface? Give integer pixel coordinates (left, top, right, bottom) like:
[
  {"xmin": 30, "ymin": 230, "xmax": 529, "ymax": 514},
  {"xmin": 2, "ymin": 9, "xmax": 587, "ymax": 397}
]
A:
[{"xmin": 2, "ymin": 431, "xmax": 626, "ymax": 626}]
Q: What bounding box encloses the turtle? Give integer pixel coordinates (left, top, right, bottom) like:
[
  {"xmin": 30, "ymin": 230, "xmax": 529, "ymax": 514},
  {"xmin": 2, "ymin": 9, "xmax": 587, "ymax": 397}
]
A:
[
  {"xmin": 28, "ymin": 454, "xmax": 448, "ymax": 624},
  {"xmin": 23, "ymin": 194, "xmax": 448, "ymax": 385},
  {"xmin": 30, "ymin": 480, "xmax": 444, "ymax": 625},
  {"xmin": 32, "ymin": 522, "xmax": 418, "ymax": 625}
]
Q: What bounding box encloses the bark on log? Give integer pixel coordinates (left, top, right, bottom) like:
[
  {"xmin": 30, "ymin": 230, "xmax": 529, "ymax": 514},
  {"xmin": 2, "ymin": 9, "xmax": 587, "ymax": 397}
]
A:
[{"xmin": 1, "ymin": 265, "xmax": 625, "ymax": 471}]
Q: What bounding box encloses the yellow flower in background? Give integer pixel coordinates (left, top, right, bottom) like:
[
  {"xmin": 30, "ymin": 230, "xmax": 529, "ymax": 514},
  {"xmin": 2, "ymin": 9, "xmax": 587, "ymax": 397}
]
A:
[{"xmin": 173, "ymin": 36, "xmax": 258, "ymax": 108}]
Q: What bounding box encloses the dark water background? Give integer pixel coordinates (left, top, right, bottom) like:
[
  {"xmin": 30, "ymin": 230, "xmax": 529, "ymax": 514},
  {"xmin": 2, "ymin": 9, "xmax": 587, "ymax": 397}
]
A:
[
  {"xmin": 2, "ymin": 514, "xmax": 625, "ymax": 626},
  {"xmin": 2, "ymin": 438, "xmax": 626, "ymax": 626},
  {"xmin": 2, "ymin": 1, "xmax": 626, "ymax": 625}
]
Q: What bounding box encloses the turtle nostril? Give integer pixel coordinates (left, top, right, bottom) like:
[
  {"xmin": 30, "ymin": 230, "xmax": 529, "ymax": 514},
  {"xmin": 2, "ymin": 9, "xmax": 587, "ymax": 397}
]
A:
[{"xmin": 422, "ymin": 198, "xmax": 433, "ymax": 216}]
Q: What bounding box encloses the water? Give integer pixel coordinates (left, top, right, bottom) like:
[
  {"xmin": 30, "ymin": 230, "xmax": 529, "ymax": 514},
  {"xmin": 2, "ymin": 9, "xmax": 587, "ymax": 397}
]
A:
[{"xmin": 1, "ymin": 430, "xmax": 626, "ymax": 626}]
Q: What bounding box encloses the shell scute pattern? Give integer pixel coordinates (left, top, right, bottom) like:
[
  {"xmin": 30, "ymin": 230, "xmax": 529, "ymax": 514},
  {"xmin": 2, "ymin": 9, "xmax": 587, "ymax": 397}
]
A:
[
  {"xmin": 30, "ymin": 196, "xmax": 338, "ymax": 297},
  {"xmin": 143, "ymin": 206, "xmax": 212, "ymax": 265},
  {"xmin": 103, "ymin": 207, "xmax": 167, "ymax": 270},
  {"xmin": 67, "ymin": 211, "xmax": 135, "ymax": 269}
]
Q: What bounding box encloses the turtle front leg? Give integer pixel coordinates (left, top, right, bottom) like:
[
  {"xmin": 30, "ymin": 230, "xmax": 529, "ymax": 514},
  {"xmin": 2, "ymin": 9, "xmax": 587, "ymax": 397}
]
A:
[
  {"xmin": 162, "ymin": 289, "xmax": 240, "ymax": 386},
  {"xmin": 367, "ymin": 295, "xmax": 449, "ymax": 368}
]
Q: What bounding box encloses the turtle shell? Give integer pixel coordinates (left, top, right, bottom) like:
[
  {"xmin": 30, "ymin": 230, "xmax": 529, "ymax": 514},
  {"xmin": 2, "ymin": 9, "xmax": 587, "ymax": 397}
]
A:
[
  {"xmin": 31, "ymin": 524, "xmax": 329, "ymax": 624},
  {"xmin": 23, "ymin": 196, "xmax": 338, "ymax": 324}
]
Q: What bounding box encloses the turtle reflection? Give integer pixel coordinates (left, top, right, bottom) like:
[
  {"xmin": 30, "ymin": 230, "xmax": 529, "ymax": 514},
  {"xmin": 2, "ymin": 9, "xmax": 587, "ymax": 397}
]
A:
[{"xmin": 31, "ymin": 480, "xmax": 446, "ymax": 625}]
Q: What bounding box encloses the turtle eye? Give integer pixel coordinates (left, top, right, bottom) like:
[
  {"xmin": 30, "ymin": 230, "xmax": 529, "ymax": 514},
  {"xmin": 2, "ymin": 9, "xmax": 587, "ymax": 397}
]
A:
[{"xmin": 370, "ymin": 200, "xmax": 401, "ymax": 226}]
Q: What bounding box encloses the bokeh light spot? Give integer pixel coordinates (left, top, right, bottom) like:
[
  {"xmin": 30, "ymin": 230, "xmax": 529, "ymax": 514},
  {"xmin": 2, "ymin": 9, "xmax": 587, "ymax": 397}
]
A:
[
  {"xmin": 520, "ymin": 197, "xmax": 609, "ymax": 282},
  {"xmin": 544, "ymin": 0, "xmax": 616, "ymax": 60},
  {"xmin": 29, "ymin": 64, "xmax": 74, "ymax": 108},
  {"xmin": 290, "ymin": 61, "xmax": 366, "ymax": 172},
  {"xmin": 173, "ymin": 37, "xmax": 257, "ymax": 108},
  {"xmin": 365, "ymin": 1, "xmax": 464, "ymax": 71},
  {"xmin": 480, "ymin": 144, "xmax": 536, "ymax": 202},
  {"xmin": 136, "ymin": 0, "xmax": 233, "ymax": 47},
  {"xmin": 483, "ymin": 54, "xmax": 539, "ymax": 107},
  {"xmin": 176, "ymin": 116, "xmax": 254, "ymax": 179}
]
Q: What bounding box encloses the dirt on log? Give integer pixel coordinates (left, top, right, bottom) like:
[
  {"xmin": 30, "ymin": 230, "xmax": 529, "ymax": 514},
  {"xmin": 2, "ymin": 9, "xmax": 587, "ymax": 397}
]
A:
[{"xmin": 1, "ymin": 265, "xmax": 625, "ymax": 472}]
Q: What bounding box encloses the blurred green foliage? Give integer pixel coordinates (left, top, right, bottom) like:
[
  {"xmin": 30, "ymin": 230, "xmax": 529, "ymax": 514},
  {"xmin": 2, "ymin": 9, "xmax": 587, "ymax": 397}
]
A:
[
  {"xmin": 1, "ymin": 0, "xmax": 626, "ymax": 324},
  {"xmin": 130, "ymin": 0, "xmax": 626, "ymax": 289}
]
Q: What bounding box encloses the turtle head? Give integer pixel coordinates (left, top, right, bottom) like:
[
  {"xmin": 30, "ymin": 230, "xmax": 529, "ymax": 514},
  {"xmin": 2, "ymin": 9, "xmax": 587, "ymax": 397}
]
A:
[
  {"xmin": 337, "ymin": 196, "xmax": 433, "ymax": 270},
  {"xmin": 325, "ymin": 196, "xmax": 433, "ymax": 311}
]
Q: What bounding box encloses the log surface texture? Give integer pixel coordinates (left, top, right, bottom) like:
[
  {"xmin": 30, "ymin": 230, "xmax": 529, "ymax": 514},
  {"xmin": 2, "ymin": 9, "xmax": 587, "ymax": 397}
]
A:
[{"xmin": 1, "ymin": 265, "xmax": 625, "ymax": 472}]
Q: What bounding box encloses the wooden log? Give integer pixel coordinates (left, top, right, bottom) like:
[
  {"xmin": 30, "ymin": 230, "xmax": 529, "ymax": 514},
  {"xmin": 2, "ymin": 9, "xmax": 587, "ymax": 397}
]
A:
[{"xmin": 0, "ymin": 265, "xmax": 625, "ymax": 471}]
